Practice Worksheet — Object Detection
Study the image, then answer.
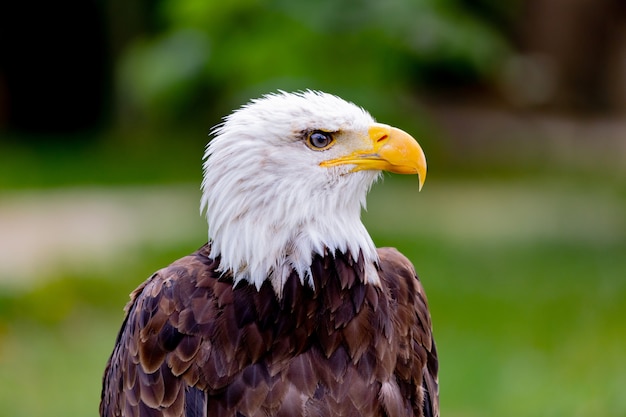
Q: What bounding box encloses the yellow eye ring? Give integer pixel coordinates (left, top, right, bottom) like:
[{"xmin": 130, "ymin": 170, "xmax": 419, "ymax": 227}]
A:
[{"xmin": 306, "ymin": 131, "xmax": 335, "ymax": 151}]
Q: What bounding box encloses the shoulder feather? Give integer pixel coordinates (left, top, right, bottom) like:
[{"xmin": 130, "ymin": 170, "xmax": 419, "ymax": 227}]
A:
[{"xmin": 377, "ymin": 247, "xmax": 439, "ymax": 417}]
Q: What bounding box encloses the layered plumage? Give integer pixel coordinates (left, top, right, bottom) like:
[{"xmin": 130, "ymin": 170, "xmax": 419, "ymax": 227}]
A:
[{"xmin": 101, "ymin": 91, "xmax": 438, "ymax": 417}]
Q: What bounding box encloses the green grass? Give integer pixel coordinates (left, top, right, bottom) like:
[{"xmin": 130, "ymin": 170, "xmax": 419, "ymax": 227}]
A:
[
  {"xmin": 0, "ymin": 178, "xmax": 624, "ymax": 417},
  {"xmin": 407, "ymin": 240, "xmax": 626, "ymax": 417},
  {"xmin": 0, "ymin": 313, "xmax": 119, "ymax": 417}
]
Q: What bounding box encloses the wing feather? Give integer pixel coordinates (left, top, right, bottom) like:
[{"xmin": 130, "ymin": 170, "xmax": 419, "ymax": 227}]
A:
[{"xmin": 100, "ymin": 245, "xmax": 223, "ymax": 417}]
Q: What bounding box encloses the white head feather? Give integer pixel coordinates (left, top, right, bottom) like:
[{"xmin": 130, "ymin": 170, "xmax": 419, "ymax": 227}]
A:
[{"xmin": 201, "ymin": 91, "xmax": 382, "ymax": 294}]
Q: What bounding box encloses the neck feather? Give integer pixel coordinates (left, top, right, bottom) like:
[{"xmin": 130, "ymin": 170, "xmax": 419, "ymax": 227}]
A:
[{"xmin": 202, "ymin": 169, "xmax": 381, "ymax": 295}]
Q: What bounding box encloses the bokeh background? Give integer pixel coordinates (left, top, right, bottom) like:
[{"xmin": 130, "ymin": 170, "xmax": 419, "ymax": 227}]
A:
[{"xmin": 1, "ymin": 1, "xmax": 625, "ymax": 416}]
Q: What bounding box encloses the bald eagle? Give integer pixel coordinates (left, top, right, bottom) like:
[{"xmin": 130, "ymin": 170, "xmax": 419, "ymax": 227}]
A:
[{"xmin": 100, "ymin": 91, "xmax": 438, "ymax": 417}]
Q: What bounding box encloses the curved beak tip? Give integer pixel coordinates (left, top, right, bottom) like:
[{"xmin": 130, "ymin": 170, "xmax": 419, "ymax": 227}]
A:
[{"xmin": 416, "ymin": 149, "xmax": 427, "ymax": 192}]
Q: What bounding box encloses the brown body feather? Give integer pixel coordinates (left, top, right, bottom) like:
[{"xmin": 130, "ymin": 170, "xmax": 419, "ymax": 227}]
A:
[{"xmin": 100, "ymin": 244, "xmax": 438, "ymax": 417}]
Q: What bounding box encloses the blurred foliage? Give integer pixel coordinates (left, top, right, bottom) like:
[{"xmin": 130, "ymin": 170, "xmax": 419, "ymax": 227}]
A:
[
  {"xmin": 117, "ymin": 0, "xmax": 513, "ymax": 126},
  {"xmin": 0, "ymin": 0, "xmax": 518, "ymax": 187}
]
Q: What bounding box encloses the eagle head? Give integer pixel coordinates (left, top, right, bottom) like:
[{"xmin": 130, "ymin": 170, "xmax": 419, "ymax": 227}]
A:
[{"xmin": 201, "ymin": 91, "xmax": 426, "ymax": 295}]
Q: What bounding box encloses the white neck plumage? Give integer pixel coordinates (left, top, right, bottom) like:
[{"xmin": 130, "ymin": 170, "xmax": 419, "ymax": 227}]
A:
[{"xmin": 202, "ymin": 165, "xmax": 381, "ymax": 296}]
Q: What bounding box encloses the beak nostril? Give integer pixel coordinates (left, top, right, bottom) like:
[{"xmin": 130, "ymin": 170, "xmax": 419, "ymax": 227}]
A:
[{"xmin": 377, "ymin": 135, "xmax": 388, "ymax": 143}]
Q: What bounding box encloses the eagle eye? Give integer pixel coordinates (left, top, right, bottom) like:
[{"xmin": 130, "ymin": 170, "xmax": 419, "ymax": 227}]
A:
[{"xmin": 307, "ymin": 131, "xmax": 335, "ymax": 150}]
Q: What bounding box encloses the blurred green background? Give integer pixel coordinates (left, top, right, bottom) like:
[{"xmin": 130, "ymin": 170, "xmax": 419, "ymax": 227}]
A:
[{"xmin": 1, "ymin": 1, "xmax": 625, "ymax": 416}]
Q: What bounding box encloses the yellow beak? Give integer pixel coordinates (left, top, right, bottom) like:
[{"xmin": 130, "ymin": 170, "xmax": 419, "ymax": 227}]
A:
[{"xmin": 320, "ymin": 123, "xmax": 427, "ymax": 190}]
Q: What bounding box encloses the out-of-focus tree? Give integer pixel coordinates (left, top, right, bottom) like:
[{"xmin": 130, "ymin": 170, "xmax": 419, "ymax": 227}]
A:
[{"xmin": 116, "ymin": 0, "xmax": 513, "ymax": 126}]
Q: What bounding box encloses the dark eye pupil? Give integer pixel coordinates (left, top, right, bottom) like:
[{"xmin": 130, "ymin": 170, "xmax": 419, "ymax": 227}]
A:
[{"xmin": 310, "ymin": 131, "xmax": 331, "ymax": 148}]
